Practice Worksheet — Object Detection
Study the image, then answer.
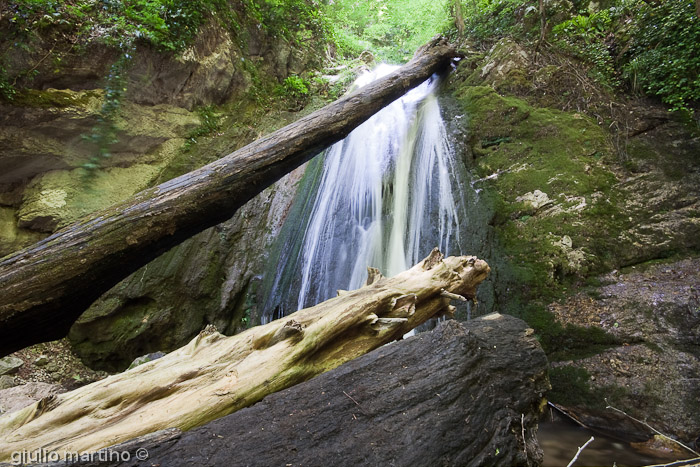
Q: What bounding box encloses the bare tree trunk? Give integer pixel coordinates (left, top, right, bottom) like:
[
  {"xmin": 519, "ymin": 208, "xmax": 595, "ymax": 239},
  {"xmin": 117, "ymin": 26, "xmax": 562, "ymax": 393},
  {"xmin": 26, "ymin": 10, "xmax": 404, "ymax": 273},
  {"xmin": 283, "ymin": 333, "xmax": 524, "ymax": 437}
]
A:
[
  {"xmin": 0, "ymin": 37, "xmax": 458, "ymax": 357},
  {"xmin": 0, "ymin": 250, "xmax": 490, "ymax": 461},
  {"xmin": 538, "ymin": 0, "xmax": 547, "ymax": 49},
  {"xmin": 454, "ymin": 0, "xmax": 465, "ymax": 37}
]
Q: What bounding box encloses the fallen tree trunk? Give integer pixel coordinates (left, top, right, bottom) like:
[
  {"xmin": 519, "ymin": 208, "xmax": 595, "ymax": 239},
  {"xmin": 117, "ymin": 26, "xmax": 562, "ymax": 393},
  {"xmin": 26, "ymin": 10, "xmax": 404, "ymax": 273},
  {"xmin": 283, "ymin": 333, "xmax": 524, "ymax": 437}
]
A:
[
  {"xmin": 23, "ymin": 314, "xmax": 548, "ymax": 467},
  {"xmin": 0, "ymin": 250, "xmax": 489, "ymax": 461},
  {"xmin": 0, "ymin": 37, "xmax": 458, "ymax": 357}
]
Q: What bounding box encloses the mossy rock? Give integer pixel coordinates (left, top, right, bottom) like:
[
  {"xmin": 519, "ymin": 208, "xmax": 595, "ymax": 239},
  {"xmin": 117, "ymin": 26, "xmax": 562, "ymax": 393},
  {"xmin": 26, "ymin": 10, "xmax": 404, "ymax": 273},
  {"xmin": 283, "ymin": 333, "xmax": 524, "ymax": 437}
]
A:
[
  {"xmin": 0, "ymin": 207, "xmax": 47, "ymax": 257},
  {"xmin": 469, "ymin": 39, "xmax": 534, "ymax": 95},
  {"xmin": 17, "ymin": 164, "xmax": 163, "ymax": 232},
  {"xmin": 455, "ymin": 85, "xmax": 624, "ymax": 294},
  {"xmin": 450, "ymin": 43, "xmax": 700, "ymax": 443},
  {"xmin": 11, "ymin": 89, "xmax": 103, "ymax": 109},
  {"xmin": 548, "ymin": 365, "xmax": 628, "ymax": 409}
]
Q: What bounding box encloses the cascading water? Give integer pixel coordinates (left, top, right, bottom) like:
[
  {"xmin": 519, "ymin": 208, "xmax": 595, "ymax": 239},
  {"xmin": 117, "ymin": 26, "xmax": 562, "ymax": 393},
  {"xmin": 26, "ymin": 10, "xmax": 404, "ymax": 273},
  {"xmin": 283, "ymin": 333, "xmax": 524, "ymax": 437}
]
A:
[{"xmin": 260, "ymin": 64, "xmax": 470, "ymax": 324}]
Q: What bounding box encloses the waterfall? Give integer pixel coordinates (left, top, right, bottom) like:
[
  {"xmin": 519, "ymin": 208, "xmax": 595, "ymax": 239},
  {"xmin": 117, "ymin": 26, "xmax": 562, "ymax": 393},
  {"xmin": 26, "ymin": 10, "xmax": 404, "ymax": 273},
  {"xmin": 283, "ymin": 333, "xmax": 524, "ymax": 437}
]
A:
[{"xmin": 260, "ymin": 64, "xmax": 469, "ymax": 324}]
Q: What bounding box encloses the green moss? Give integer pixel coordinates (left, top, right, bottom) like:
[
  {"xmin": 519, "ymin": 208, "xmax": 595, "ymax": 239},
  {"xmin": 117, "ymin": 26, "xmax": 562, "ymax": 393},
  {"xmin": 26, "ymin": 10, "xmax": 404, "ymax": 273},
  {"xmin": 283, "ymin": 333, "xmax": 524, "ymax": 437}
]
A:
[
  {"xmin": 457, "ymin": 85, "xmax": 627, "ymax": 298},
  {"xmin": 548, "ymin": 365, "xmax": 628, "ymax": 408},
  {"xmin": 548, "ymin": 366, "xmax": 593, "ymax": 406},
  {"xmin": 182, "ymin": 105, "xmax": 222, "ymax": 152},
  {"xmin": 518, "ymin": 304, "xmax": 620, "ymax": 361},
  {"xmin": 10, "ymin": 88, "xmax": 102, "ymax": 109},
  {"xmin": 0, "ymin": 206, "xmax": 47, "ymax": 257},
  {"xmin": 495, "ymin": 68, "xmax": 532, "ymax": 95},
  {"xmin": 17, "ymin": 164, "xmax": 162, "ymax": 231},
  {"xmin": 451, "ymin": 82, "xmax": 635, "ymax": 370}
]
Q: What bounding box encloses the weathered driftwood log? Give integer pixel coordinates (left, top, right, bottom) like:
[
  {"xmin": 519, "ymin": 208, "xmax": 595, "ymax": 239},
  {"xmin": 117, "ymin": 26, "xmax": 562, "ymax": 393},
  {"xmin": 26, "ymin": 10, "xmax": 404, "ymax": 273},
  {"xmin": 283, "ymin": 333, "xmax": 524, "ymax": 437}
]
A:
[
  {"xmin": 0, "ymin": 250, "xmax": 489, "ymax": 461},
  {"xmin": 0, "ymin": 37, "xmax": 458, "ymax": 357},
  {"xmin": 19, "ymin": 314, "xmax": 549, "ymax": 467}
]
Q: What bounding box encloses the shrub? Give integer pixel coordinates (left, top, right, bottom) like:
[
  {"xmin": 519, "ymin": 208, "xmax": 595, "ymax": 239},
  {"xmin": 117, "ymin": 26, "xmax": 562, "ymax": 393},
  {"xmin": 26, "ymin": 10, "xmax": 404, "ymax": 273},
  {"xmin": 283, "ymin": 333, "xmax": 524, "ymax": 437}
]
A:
[
  {"xmin": 622, "ymin": 0, "xmax": 700, "ymax": 110},
  {"xmin": 552, "ymin": 9, "xmax": 619, "ymax": 88},
  {"xmin": 275, "ymin": 75, "xmax": 310, "ymax": 109}
]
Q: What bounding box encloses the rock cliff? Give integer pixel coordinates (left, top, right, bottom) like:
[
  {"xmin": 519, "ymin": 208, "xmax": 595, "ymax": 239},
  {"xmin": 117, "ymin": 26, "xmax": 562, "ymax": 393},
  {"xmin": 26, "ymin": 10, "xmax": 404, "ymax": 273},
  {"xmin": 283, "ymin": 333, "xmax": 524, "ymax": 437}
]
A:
[{"xmin": 446, "ymin": 37, "xmax": 699, "ymax": 445}]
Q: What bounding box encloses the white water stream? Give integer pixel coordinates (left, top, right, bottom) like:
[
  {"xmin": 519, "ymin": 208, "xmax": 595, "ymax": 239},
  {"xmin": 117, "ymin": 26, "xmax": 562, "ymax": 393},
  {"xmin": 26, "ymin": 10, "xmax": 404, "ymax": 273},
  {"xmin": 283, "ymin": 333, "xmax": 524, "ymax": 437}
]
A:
[{"xmin": 261, "ymin": 65, "xmax": 468, "ymax": 323}]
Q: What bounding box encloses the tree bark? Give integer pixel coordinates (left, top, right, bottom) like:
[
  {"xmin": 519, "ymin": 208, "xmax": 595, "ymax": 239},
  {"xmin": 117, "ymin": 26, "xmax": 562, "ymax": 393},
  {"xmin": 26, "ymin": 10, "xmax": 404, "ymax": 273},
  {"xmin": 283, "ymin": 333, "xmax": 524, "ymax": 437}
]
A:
[
  {"xmin": 0, "ymin": 250, "xmax": 490, "ymax": 460},
  {"xmin": 32, "ymin": 314, "xmax": 548, "ymax": 467},
  {"xmin": 453, "ymin": 0, "xmax": 465, "ymax": 37},
  {"xmin": 0, "ymin": 37, "xmax": 458, "ymax": 357},
  {"xmin": 537, "ymin": 0, "xmax": 546, "ymax": 50}
]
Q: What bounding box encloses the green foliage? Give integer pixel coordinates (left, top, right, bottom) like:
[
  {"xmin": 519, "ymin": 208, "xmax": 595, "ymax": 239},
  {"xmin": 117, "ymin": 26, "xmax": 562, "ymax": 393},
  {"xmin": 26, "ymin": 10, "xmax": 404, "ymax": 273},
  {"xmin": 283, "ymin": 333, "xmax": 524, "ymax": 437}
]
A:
[
  {"xmin": 451, "ymin": 0, "xmax": 699, "ymax": 111},
  {"xmin": 0, "ymin": 66, "xmax": 16, "ymax": 101},
  {"xmin": 2, "ymin": 0, "xmax": 333, "ymax": 55},
  {"xmin": 281, "ymin": 75, "xmax": 309, "ymax": 97},
  {"xmin": 275, "ymin": 75, "xmax": 310, "ymax": 110},
  {"xmin": 325, "ymin": 0, "xmax": 451, "ymax": 62},
  {"xmin": 238, "ymin": 0, "xmax": 333, "ymax": 48},
  {"xmin": 458, "ymin": 0, "xmax": 530, "ymax": 44},
  {"xmin": 110, "ymin": 0, "xmax": 213, "ymax": 52},
  {"xmin": 2, "ymin": 0, "xmax": 227, "ymax": 52},
  {"xmin": 622, "ymin": 0, "xmax": 700, "ymax": 110},
  {"xmin": 552, "ymin": 10, "xmax": 619, "ymax": 88},
  {"xmin": 331, "ymin": 26, "xmax": 370, "ymax": 58},
  {"xmin": 554, "ymin": 9, "xmax": 612, "ymax": 38}
]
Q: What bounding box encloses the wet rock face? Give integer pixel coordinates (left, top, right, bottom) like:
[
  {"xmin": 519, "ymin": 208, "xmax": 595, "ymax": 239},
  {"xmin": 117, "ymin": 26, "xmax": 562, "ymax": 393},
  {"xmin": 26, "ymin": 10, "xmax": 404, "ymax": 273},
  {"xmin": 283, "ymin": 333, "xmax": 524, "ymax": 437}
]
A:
[
  {"xmin": 0, "ymin": 206, "xmax": 44, "ymax": 258},
  {"xmin": 598, "ymin": 259, "xmax": 700, "ymax": 350},
  {"xmin": 616, "ymin": 115, "xmax": 700, "ymax": 267},
  {"xmin": 0, "ymin": 15, "xmax": 317, "ymax": 214},
  {"xmin": 549, "ymin": 257, "xmax": 700, "ymax": 443},
  {"xmin": 0, "ymin": 93, "xmax": 199, "ymax": 251},
  {"xmin": 67, "ymin": 316, "xmax": 549, "ymax": 467},
  {"xmin": 0, "ymin": 90, "xmax": 104, "ymax": 185},
  {"xmin": 126, "ymin": 24, "xmax": 245, "ymax": 110},
  {"xmin": 0, "ymin": 93, "xmax": 201, "ymax": 187},
  {"xmin": 125, "ymin": 22, "xmax": 313, "ymax": 110}
]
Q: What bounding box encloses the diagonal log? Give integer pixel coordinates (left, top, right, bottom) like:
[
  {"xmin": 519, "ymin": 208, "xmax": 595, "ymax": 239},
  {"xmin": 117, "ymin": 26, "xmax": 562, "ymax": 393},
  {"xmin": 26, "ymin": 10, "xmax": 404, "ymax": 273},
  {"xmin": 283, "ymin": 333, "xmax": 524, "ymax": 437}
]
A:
[
  {"xmin": 0, "ymin": 250, "xmax": 489, "ymax": 461},
  {"xmin": 0, "ymin": 37, "xmax": 458, "ymax": 357}
]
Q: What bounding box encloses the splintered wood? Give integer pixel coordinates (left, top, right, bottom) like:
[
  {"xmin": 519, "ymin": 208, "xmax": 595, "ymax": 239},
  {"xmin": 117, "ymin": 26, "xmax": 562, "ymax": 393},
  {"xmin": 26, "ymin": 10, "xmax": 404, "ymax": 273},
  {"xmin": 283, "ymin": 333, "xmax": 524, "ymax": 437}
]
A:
[{"xmin": 0, "ymin": 249, "xmax": 488, "ymax": 461}]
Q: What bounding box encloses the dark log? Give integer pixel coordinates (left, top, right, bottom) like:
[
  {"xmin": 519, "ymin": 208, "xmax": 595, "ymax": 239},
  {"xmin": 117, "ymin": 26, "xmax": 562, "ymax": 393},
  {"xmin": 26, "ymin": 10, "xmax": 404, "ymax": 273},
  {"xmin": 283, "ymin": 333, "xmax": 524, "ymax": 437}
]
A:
[
  {"xmin": 19, "ymin": 314, "xmax": 550, "ymax": 467},
  {"xmin": 0, "ymin": 37, "xmax": 458, "ymax": 357}
]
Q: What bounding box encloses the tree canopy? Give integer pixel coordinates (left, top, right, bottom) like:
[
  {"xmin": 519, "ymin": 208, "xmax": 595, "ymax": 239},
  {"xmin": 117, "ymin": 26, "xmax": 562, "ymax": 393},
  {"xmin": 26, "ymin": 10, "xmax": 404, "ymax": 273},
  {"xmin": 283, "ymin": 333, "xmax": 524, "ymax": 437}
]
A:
[{"xmin": 325, "ymin": 0, "xmax": 699, "ymax": 110}]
